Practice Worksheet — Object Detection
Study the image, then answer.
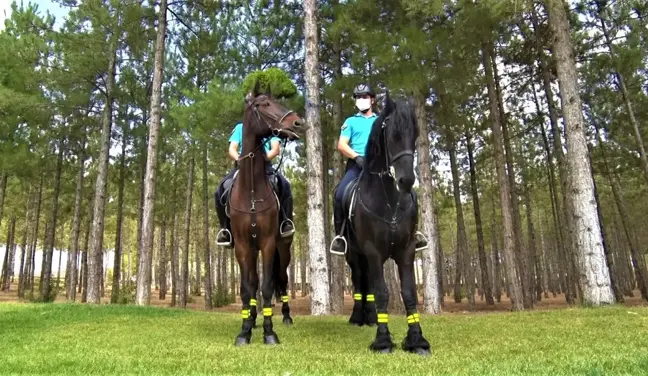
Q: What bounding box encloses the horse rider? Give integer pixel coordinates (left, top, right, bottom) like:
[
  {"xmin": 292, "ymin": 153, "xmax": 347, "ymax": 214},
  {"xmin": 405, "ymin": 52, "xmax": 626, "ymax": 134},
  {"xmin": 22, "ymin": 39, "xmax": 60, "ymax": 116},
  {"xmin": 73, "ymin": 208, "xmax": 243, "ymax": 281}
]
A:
[
  {"xmin": 329, "ymin": 83, "xmax": 429, "ymax": 255},
  {"xmin": 214, "ymin": 120, "xmax": 295, "ymax": 247}
]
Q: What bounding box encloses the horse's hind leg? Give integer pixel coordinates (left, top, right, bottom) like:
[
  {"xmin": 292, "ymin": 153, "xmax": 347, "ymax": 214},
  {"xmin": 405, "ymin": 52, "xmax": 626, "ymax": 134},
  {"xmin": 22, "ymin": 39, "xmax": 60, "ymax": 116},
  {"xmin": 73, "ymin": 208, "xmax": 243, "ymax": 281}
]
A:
[
  {"xmin": 235, "ymin": 246, "xmax": 259, "ymax": 346},
  {"xmin": 396, "ymin": 254, "xmax": 431, "ymax": 356},
  {"xmin": 274, "ymin": 240, "xmax": 293, "ymax": 325},
  {"xmin": 261, "ymin": 241, "xmax": 280, "ymax": 345},
  {"xmin": 346, "ymin": 250, "xmax": 364, "ymax": 326}
]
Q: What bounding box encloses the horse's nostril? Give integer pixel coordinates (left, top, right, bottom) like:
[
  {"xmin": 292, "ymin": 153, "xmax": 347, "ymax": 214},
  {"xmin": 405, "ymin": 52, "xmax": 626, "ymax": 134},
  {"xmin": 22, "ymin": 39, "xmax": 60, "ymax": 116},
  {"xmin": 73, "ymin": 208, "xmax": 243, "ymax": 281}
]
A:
[{"xmin": 293, "ymin": 119, "xmax": 303, "ymax": 127}]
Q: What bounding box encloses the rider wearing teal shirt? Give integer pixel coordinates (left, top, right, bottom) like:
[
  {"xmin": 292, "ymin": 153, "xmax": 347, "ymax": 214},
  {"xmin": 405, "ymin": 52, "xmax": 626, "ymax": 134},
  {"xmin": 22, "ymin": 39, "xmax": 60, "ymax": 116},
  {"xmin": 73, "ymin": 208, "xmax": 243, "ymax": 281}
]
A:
[
  {"xmin": 329, "ymin": 83, "xmax": 429, "ymax": 255},
  {"xmin": 214, "ymin": 122, "xmax": 295, "ymax": 247}
]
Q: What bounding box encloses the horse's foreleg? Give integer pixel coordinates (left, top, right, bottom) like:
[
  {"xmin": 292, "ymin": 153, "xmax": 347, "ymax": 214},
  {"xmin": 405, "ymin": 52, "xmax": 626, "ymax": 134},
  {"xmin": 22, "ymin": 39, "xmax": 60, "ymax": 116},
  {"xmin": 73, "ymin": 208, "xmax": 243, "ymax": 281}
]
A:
[
  {"xmin": 235, "ymin": 247, "xmax": 258, "ymax": 346},
  {"xmin": 397, "ymin": 256, "xmax": 431, "ymax": 356},
  {"xmin": 261, "ymin": 241, "xmax": 280, "ymax": 345},
  {"xmin": 366, "ymin": 251, "xmax": 395, "ymax": 353}
]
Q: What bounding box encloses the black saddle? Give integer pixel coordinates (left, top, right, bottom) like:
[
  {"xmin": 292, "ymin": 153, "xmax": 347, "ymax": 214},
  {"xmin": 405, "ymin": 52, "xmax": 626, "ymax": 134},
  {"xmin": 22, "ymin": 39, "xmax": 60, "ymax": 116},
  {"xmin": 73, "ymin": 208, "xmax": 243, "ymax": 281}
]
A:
[{"xmin": 337, "ymin": 177, "xmax": 360, "ymax": 220}]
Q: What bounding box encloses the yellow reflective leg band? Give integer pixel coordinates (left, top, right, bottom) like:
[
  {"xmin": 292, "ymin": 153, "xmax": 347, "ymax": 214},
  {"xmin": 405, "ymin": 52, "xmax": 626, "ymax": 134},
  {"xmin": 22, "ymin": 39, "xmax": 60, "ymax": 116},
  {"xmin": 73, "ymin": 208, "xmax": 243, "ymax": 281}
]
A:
[
  {"xmin": 407, "ymin": 313, "xmax": 420, "ymax": 324},
  {"xmin": 263, "ymin": 307, "xmax": 273, "ymax": 317},
  {"xmin": 353, "ymin": 293, "xmax": 362, "ymax": 301},
  {"xmin": 366, "ymin": 294, "xmax": 375, "ymax": 302},
  {"xmin": 250, "ymin": 299, "xmax": 257, "ymax": 307},
  {"xmin": 241, "ymin": 309, "xmax": 250, "ymax": 319},
  {"xmin": 377, "ymin": 313, "xmax": 389, "ymax": 323},
  {"xmin": 281, "ymin": 295, "xmax": 289, "ymax": 303}
]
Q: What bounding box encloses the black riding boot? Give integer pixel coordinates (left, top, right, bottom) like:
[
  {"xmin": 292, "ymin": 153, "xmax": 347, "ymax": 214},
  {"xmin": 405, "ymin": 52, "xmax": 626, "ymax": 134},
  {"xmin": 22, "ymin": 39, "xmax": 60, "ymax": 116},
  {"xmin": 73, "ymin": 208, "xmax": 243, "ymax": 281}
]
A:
[
  {"xmin": 329, "ymin": 198, "xmax": 346, "ymax": 255},
  {"xmin": 214, "ymin": 191, "xmax": 232, "ymax": 247},
  {"xmin": 279, "ymin": 195, "xmax": 295, "ymax": 238}
]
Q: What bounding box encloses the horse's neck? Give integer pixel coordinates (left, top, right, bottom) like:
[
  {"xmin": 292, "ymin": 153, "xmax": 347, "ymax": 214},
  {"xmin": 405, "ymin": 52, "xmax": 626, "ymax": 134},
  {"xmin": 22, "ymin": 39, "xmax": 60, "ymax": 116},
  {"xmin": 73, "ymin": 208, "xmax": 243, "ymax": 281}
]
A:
[
  {"xmin": 360, "ymin": 170, "xmax": 402, "ymax": 211},
  {"xmin": 237, "ymin": 126, "xmax": 268, "ymax": 194}
]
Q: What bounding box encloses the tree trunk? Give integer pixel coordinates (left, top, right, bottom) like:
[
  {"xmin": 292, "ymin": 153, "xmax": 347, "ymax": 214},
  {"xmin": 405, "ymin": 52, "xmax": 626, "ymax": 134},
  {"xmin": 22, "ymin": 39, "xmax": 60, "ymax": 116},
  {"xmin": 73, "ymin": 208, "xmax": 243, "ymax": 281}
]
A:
[
  {"xmin": 88, "ymin": 39, "xmax": 117, "ymax": 304},
  {"xmin": 0, "ymin": 172, "xmax": 6, "ymax": 238},
  {"xmin": 413, "ymin": 91, "xmax": 441, "ymax": 314},
  {"xmin": 385, "ymin": 259, "xmax": 404, "ymax": 313},
  {"xmin": 329, "ymin": 26, "xmax": 345, "ymax": 313},
  {"xmin": 136, "ymin": 0, "xmax": 167, "ymax": 305},
  {"xmin": 466, "ymin": 132, "xmax": 494, "ymax": 305},
  {"xmin": 491, "ymin": 50, "xmax": 531, "ymax": 308},
  {"xmin": 170, "ymin": 211, "xmax": 178, "ymax": 307},
  {"xmin": 300, "ymin": 236, "xmax": 307, "ymax": 297},
  {"xmin": 24, "ymin": 177, "xmax": 42, "ymax": 295},
  {"xmin": 522, "ymin": 170, "xmax": 540, "ymax": 302},
  {"xmin": 40, "ymin": 146, "xmax": 64, "ymax": 299},
  {"xmin": 158, "ymin": 219, "xmax": 167, "ymax": 300},
  {"xmin": 546, "ymin": 0, "xmax": 614, "ymax": 305},
  {"xmin": 180, "ymin": 156, "xmax": 194, "ymax": 308},
  {"xmin": 449, "ymin": 144, "xmax": 474, "ymax": 310},
  {"xmin": 304, "ymin": 0, "xmax": 330, "ymax": 315},
  {"xmin": 67, "ymin": 150, "xmax": 86, "ymax": 301},
  {"xmin": 201, "ymin": 145, "xmax": 213, "ymax": 308},
  {"xmin": 482, "ymin": 45, "xmax": 524, "ymax": 310},
  {"xmin": 81, "ymin": 220, "xmax": 90, "ymax": 302},
  {"xmin": 17, "ymin": 215, "xmax": 28, "ymax": 297},
  {"xmin": 1, "ymin": 216, "xmax": 16, "ymax": 291},
  {"xmin": 594, "ymin": 126, "xmax": 648, "ymax": 301},
  {"xmin": 109, "ymin": 129, "xmax": 126, "ymax": 303},
  {"xmin": 532, "ymin": 6, "xmax": 578, "ymax": 304}
]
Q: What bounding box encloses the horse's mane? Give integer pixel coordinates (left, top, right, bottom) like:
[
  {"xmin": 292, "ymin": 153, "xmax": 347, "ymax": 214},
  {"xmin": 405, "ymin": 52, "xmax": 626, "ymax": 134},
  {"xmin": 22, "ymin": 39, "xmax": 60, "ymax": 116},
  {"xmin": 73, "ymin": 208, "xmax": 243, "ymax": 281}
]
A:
[{"xmin": 364, "ymin": 96, "xmax": 419, "ymax": 168}]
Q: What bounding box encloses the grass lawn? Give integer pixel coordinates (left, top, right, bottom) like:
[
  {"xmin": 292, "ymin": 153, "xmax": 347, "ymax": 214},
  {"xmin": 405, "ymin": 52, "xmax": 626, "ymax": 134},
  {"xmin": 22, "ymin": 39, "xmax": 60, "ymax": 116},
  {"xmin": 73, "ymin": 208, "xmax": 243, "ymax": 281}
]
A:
[{"xmin": 0, "ymin": 303, "xmax": 646, "ymax": 375}]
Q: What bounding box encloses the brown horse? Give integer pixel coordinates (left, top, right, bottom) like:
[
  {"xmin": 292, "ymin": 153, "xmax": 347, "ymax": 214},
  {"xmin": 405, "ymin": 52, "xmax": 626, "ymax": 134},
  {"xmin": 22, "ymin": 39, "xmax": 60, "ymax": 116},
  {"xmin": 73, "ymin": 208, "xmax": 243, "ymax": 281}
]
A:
[{"xmin": 230, "ymin": 82, "xmax": 303, "ymax": 346}]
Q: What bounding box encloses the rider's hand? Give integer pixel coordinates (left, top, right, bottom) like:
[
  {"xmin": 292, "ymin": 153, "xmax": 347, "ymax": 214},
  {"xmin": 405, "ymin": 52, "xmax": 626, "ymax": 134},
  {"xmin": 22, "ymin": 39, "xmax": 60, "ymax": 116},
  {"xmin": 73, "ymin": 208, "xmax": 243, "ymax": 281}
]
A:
[{"xmin": 354, "ymin": 156, "xmax": 365, "ymax": 169}]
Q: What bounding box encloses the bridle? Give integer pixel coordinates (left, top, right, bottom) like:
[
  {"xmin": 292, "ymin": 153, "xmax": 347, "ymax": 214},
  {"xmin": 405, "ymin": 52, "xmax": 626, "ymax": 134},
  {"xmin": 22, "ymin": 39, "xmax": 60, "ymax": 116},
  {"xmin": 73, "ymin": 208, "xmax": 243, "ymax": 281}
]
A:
[{"xmin": 372, "ymin": 116, "xmax": 415, "ymax": 178}]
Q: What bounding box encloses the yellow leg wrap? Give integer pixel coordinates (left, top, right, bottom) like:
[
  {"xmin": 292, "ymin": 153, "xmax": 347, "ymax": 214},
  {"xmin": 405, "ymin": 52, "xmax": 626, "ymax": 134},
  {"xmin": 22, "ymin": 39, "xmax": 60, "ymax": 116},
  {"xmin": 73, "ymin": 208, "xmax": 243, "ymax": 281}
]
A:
[
  {"xmin": 250, "ymin": 299, "xmax": 257, "ymax": 307},
  {"xmin": 281, "ymin": 295, "xmax": 289, "ymax": 303},
  {"xmin": 353, "ymin": 293, "xmax": 362, "ymax": 301},
  {"xmin": 366, "ymin": 294, "xmax": 375, "ymax": 302},
  {"xmin": 263, "ymin": 307, "xmax": 273, "ymax": 317},
  {"xmin": 407, "ymin": 313, "xmax": 421, "ymax": 324},
  {"xmin": 377, "ymin": 313, "xmax": 389, "ymax": 324},
  {"xmin": 241, "ymin": 309, "xmax": 250, "ymax": 319}
]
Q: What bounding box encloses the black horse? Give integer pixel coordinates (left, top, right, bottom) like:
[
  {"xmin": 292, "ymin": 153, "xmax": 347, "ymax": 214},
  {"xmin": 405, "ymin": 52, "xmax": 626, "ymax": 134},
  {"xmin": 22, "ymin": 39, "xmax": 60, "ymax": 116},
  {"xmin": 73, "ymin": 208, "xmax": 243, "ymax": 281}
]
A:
[{"xmin": 336, "ymin": 92, "xmax": 431, "ymax": 355}]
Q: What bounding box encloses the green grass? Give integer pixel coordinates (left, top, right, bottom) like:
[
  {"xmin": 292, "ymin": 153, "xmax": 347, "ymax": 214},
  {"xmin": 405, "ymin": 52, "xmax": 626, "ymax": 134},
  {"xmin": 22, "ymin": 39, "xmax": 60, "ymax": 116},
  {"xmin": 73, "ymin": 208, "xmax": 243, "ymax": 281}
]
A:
[{"xmin": 0, "ymin": 303, "xmax": 647, "ymax": 375}]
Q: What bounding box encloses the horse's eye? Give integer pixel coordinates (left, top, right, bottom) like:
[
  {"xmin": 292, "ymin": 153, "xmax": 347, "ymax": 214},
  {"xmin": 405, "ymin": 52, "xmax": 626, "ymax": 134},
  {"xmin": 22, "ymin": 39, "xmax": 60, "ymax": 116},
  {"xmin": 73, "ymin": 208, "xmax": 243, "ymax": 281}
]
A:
[{"xmin": 265, "ymin": 102, "xmax": 270, "ymax": 107}]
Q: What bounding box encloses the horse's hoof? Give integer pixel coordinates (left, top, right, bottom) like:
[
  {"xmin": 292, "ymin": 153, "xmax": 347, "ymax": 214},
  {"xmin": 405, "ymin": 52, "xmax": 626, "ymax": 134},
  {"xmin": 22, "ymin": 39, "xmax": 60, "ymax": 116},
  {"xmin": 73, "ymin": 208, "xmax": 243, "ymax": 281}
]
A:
[
  {"xmin": 263, "ymin": 333, "xmax": 280, "ymax": 345},
  {"xmin": 349, "ymin": 321, "xmax": 363, "ymax": 327},
  {"xmin": 371, "ymin": 346, "xmax": 393, "ymax": 354},
  {"xmin": 283, "ymin": 317, "xmax": 293, "ymax": 326},
  {"xmin": 411, "ymin": 347, "xmax": 431, "ymax": 356},
  {"xmin": 234, "ymin": 336, "xmax": 250, "ymax": 346}
]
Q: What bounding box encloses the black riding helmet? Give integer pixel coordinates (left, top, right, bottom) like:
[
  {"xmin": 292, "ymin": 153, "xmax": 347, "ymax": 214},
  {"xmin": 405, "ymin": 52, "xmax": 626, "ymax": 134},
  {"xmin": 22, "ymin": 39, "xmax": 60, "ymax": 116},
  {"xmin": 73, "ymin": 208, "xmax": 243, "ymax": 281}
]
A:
[{"xmin": 353, "ymin": 83, "xmax": 375, "ymax": 98}]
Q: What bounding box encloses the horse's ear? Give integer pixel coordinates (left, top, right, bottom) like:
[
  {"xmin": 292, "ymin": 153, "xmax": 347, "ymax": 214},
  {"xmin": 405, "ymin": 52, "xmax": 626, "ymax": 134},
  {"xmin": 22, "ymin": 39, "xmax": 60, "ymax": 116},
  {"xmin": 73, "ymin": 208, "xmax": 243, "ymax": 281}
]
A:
[{"xmin": 384, "ymin": 90, "xmax": 395, "ymax": 114}]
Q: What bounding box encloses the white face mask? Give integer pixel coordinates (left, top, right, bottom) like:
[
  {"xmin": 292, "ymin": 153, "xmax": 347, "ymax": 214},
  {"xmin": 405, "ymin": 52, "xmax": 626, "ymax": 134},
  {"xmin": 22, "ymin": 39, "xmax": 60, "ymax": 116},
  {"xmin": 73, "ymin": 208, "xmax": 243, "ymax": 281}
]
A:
[{"xmin": 355, "ymin": 98, "xmax": 371, "ymax": 112}]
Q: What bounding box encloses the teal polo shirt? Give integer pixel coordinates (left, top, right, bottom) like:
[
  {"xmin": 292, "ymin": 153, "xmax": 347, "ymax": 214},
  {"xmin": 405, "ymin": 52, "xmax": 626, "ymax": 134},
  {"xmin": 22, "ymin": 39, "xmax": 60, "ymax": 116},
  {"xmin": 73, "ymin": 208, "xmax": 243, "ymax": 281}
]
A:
[
  {"xmin": 340, "ymin": 112, "xmax": 377, "ymax": 157},
  {"xmin": 229, "ymin": 122, "xmax": 281, "ymax": 156}
]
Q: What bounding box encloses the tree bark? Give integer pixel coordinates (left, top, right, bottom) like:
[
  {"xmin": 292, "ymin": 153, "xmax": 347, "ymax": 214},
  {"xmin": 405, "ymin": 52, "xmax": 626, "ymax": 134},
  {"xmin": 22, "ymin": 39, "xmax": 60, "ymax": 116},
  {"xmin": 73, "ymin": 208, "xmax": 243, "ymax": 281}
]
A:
[
  {"xmin": 412, "ymin": 91, "xmax": 441, "ymax": 314},
  {"xmin": 0, "ymin": 172, "xmax": 6, "ymax": 236},
  {"xmin": 482, "ymin": 45, "xmax": 524, "ymax": 310},
  {"xmin": 158, "ymin": 219, "xmax": 167, "ymax": 300},
  {"xmin": 180, "ymin": 156, "xmax": 194, "ymax": 308},
  {"xmin": 449, "ymin": 144, "xmax": 474, "ymax": 310},
  {"xmin": 546, "ymin": 0, "xmax": 614, "ymax": 305},
  {"xmin": 466, "ymin": 132, "xmax": 494, "ymax": 305},
  {"xmin": 1, "ymin": 216, "xmax": 16, "ymax": 291},
  {"xmin": 170, "ymin": 211, "xmax": 178, "ymax": 306},
  {"xmin": 136, "ymin": 0, "xmax": 167, "ymax": 305},
  {"xmin": 88, "ymin": 39, "xmax": 117, "ymax": 304},
  {"xmin": 109, "ymin": 128, "xmax": 126, "ymax": 303},
  {"xmin": 304, "ymin": 0, "xmax": 330, "ymax": 315},
  {"xmin": 522, "ymin": 170, "xmax": 540, "ymax": 302},
  {"xmin": 40, "ymin": 145, "xmax": 64, "ymax": 299}
]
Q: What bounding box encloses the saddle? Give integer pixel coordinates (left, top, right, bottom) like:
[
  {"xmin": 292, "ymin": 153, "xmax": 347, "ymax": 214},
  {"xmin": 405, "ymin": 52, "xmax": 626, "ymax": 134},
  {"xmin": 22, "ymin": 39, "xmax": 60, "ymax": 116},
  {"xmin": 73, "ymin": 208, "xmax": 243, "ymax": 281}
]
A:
[
  {"xmin": 222, "ymin": 170, "xmax": 281, "ymax": 218},
  {"xmin": 333, "ymin": 176, "xmax": 360, "ymax": 223}
]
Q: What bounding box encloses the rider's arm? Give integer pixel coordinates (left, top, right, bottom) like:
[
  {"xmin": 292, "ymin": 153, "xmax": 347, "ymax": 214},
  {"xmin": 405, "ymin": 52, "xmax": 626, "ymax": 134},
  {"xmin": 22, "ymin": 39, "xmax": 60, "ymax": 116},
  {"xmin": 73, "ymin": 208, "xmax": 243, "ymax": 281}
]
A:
[
  {"xmin": 337, "ymin": 136, "xmax": 359, "ymax": 160},
  {"xmin": 228, "ymin": 142, "xmax": 240, "ymax": 161},
  {"xmin": 266, "ymin": 139, "xmax": 281, "ymax": 160}
]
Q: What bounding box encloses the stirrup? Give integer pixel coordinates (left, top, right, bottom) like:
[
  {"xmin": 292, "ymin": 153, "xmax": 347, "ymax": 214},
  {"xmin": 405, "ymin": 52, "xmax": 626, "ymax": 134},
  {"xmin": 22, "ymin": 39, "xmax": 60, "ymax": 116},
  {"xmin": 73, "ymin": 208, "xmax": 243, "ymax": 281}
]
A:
[
  {"xmin": 329, "ymin": 235, "xmax": 347, "ymax": 256},
  {"xmin": 415, "ymin": 231, "xmax": 428, "ymax": 252},
  {"xmin": 216, "ymin": 229, "xmax": 232, "ymax": 247},
  {"xmin": 280, "ymin": 219, "xmax": 295, "ymax": 238}
]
